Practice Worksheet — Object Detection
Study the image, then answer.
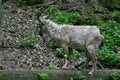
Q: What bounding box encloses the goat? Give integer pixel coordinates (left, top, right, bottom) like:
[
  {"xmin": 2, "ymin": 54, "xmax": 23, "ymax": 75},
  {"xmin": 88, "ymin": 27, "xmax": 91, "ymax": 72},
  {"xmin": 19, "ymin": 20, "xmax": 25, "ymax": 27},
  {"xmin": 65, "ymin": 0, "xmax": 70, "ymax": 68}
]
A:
[{"xmin": 39, "ymin": 16, "xmax": 104, "ymax": 75}]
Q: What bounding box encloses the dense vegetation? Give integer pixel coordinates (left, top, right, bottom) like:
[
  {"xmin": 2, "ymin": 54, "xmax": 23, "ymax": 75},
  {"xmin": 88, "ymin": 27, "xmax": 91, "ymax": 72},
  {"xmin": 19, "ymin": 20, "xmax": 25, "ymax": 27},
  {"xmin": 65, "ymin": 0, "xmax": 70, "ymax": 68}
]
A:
[{"xmin": 109, "ymin": 71, "xmax": 120, "ymax": 80}]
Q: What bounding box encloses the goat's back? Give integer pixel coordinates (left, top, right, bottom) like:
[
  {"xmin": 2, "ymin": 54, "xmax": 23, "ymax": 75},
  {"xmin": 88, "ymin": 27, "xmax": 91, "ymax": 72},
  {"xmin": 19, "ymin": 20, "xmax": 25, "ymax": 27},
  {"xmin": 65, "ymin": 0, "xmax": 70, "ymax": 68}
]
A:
[{"xmin": 61, "ymin": 25, "xmax": 101, "ymax": 49}]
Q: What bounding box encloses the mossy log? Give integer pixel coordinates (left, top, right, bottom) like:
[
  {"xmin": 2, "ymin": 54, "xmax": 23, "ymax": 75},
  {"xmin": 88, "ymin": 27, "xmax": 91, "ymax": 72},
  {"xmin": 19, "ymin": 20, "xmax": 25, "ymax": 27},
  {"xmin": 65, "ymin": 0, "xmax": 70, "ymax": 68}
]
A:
[{"xmin": 0, "ymin": 70, "xmax": 119, "ymax": 80}]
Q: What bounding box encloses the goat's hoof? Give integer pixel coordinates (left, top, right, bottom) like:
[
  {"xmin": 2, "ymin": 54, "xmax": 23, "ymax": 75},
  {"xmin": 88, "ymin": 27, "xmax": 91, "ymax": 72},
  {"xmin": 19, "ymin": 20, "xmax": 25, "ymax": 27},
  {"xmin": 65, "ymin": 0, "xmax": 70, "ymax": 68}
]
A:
[
  {"xmin": 62, "ymin": 66, "xmax": 68, "ymax": 69},
  {"xmin": 70, "ymin": 66, "xmax": 75, "ymax": 70},
  {"xmin": 88, "ymin": 72, "xmax": 94, "ymax": 76}
]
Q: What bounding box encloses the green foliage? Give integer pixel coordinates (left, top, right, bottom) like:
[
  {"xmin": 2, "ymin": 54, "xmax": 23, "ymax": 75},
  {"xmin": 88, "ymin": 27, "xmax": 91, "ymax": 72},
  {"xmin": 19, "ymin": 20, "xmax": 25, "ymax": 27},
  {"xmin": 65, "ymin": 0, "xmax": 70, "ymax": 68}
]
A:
[
  {"xmin": 100, "ymin": 20, "xmax": 120, "ymax": 49},
  {"xmin": 69, "ymin": 71, "xmax": 89, "ymax": 80},
  {"xmin": 85, "ymin": 15, "xmax": 97, "ymax": 25},
  {"xmin": 19, "ymin": 35, "xmax": 37, "ymax": 48},
  {"xmin": 43, "ymin": 7, "xmax": 81, "ymax": 25},
  {"xmin": 56, "ymin": 48, "xmax": 64, "ymax": 58},
  {"xmin": 17, "ymin": 0, "xmax": 44, "ymax": 5},
  {"xmin": 50, "ymin": 40, "xmax": 58, "ymax": 49},
  {"xmin": 97, "ymin": 20, "xmax": 120, "ymax": 68},
  {"xmin": 94, "ymin": 5, "xmax": 106, "ymax": 13},
  {"xmin": 45, "ymin": 64, "xmax": 57, "ymax": 70},
  {"xmin": 109, "ymin": 71, "xmax": 120, "ymax": 80},
  {"xmin": 113, "ymin": 10, "xmax": 120, "ymax": 23},
  {"xmin": 96, "ymin": 78, "xmax": 105, "ymax": 80},
  {"xmin": 49, "ymin": 40, "xmax": 64, "ymax": 58},
  {"xmin": 50, "ymin": 40, "xmax": 81, "ymax": 59},
  {"xmin": 100, "ymin": 0, "xmax": 120, "ymax": 10},
  {"xmin": 73, "ymin": 49, "xmax": 81, "ymax": 59},
  {"xmin": 38, "ymin": 73, "xmax": 48, "ymax": 80},
  {"xmin": 83, "ymin": 15, "xmax": 104, "ymax": 25},
  {"xmin": 98, "ymin": 46, "xmax": 120, "ymax": 68}
]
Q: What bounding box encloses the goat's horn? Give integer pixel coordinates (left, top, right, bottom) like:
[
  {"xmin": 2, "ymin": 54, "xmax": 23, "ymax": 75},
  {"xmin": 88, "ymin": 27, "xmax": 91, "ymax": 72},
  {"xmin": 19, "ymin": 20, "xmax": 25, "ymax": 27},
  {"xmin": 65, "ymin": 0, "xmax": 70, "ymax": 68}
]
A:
[{"xmin": 45, "ymin": 5, "xmax": 54, "ymax": 19}]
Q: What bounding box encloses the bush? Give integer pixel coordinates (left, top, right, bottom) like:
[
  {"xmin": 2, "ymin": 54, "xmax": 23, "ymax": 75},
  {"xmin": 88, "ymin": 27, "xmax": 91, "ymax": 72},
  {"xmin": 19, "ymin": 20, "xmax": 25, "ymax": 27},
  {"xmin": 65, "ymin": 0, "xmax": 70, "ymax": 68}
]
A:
[
  {"xmin": 109, "ymin": 71, "xmax": 120, "ymax": 80},
  {"xmin": 100, "ymin": 20, "xmax": 120, "ymax": 50},
  {"xmin": 38, "ymin": 73, "xmax": 48, "ymax": 80},
  {"xmin": 43, "ymin": 7, "xmax": 81, "ymax": 25},
  {"xmin": 45, "ymin": 64, "xmax": 57, "ymax": 70},
  {"xmin": 49, "ymin": 40, "xmax": 58, "ymax": 49},
  {"xmin": 98, "ymin": 46, "xmax": 120, "ymax": 68},
  {"xmin": 56, "ymin": 48, "xmax": 64, "ymax": 58},
  {"xmin": 96, "ymin": 78, "xmax": 105, "ymax": 80},
  {"xmin": 113, "ymin": 10, "xmax": 120, "ymax": 23},
  {"xmin": 85, "ymin": 15, "xmax": 97, "ymax": 25},
  {"xmin": 19, "ymin": 35, "xmax": 37, "ymax": 48},
  {"xmin": 73, "ymin": 49, "xmax": 81, "ymax": 60}
]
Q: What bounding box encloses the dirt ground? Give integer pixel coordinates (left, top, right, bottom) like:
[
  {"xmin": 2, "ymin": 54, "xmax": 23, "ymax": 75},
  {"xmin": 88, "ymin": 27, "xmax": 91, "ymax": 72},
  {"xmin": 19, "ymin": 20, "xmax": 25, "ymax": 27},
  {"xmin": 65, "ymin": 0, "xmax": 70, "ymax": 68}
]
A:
[{"xmin": 0, "ymin": 0, "xmax": 66, "ymax": 70}]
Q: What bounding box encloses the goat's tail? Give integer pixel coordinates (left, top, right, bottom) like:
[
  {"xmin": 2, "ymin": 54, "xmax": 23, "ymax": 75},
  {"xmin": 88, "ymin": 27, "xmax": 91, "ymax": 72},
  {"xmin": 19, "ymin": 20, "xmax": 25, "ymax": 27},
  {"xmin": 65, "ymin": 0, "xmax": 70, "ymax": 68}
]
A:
[{"xmin": 99, "ymin": 35, "xmax": 105, "ymax": 48}]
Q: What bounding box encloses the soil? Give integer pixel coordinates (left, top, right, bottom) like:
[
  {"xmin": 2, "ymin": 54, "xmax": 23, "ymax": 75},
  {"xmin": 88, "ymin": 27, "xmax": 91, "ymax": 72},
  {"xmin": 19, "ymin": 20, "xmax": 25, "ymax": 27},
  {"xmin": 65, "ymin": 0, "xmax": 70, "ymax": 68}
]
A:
[{"xmin": 0, "ymin": 0, "xmax": 66, "ymax": 70}]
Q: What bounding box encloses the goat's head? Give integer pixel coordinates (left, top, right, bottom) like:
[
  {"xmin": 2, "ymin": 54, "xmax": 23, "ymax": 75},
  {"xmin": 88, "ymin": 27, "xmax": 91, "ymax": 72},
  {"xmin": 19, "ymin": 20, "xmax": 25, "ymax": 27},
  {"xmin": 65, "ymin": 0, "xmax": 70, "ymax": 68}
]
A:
[
  {"xmin": 39, "ymin": 6, "xmax": 54, "ymax": 25},
  {"xmin": 39, "ymin": 16, "xmax": 49, "ymax": 25}
]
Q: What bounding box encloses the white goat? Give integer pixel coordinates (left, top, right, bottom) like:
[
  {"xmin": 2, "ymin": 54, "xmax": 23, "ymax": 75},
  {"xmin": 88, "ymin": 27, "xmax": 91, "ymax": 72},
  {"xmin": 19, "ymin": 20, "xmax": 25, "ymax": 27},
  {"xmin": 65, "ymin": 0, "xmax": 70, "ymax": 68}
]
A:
[{"xmin": 39, "ymin": 16, "xmax": 104, "ymax": 75}]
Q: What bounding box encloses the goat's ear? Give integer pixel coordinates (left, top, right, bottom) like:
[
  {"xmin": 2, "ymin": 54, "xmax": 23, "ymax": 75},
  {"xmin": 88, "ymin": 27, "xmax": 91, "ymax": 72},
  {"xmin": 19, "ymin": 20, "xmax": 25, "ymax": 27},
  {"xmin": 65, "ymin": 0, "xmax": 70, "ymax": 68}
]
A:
[{"xmin": 39, "ymin": 17, "xmax": 42, "ymax": 21}]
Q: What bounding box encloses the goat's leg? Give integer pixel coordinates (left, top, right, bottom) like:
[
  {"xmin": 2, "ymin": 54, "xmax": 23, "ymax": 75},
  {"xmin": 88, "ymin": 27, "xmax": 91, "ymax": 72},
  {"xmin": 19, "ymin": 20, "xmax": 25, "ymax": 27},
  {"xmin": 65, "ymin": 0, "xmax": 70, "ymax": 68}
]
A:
[
  {"xmin": 62, "ymin": 54, "xmax": 68, "ymax": 69},
  {"xmin": 87, "ymin": 45, "xmax": 97, "ymax": 75},
  {"xmin": 80, "ymin": 52, "xmax": 91, "ymax": 69},
  {"xmin": 96, "ymin": 54, "xmax": 104, "ymax": 69},
  {"xmin": 62, "ymin": 43, "xmax": 69, "ymax": 69},
  {"xmin": 69, "ymin": 48, "xmax": 75, "ymax": 69},
  {"xmin": 97, "ymin": 61, "xmax": 104, "ymax": 69},
  {"xmin": 89, "ymin": 53, "xmax": 97, "ymax": 75},
  {"xmin": 69, "ymin": 48, "xmax": 73, "ymax": 61}
]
